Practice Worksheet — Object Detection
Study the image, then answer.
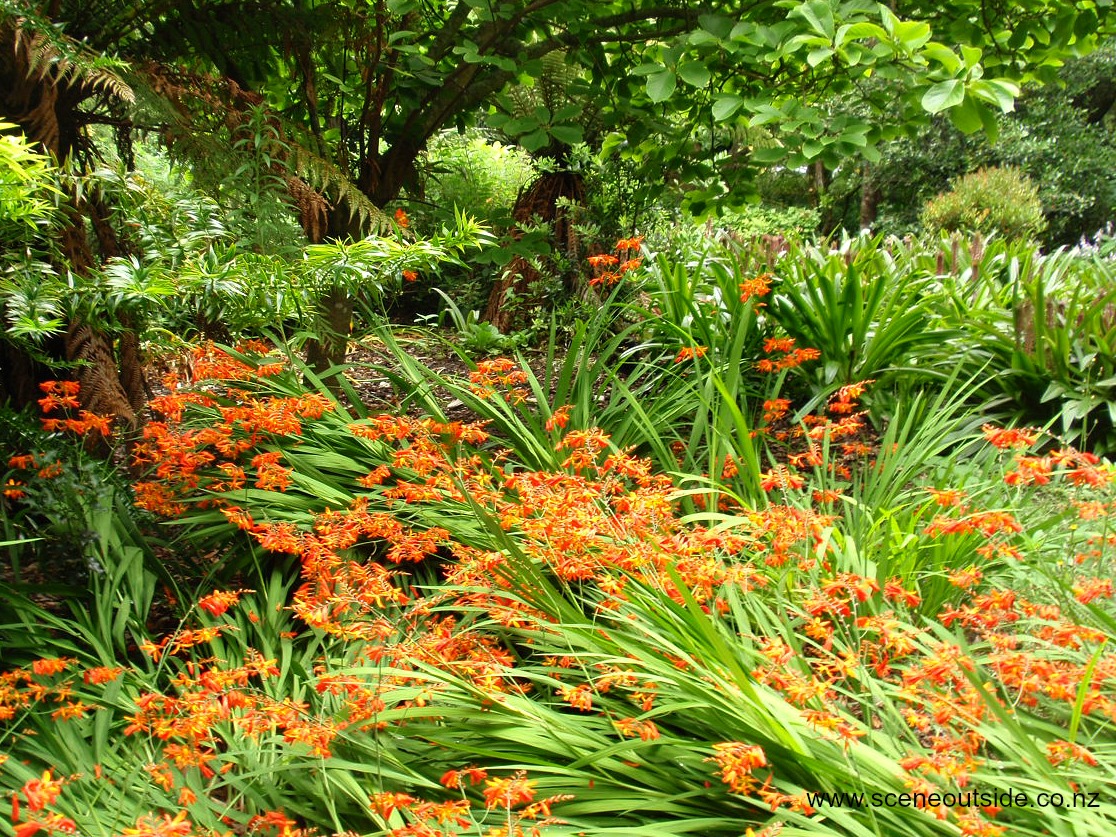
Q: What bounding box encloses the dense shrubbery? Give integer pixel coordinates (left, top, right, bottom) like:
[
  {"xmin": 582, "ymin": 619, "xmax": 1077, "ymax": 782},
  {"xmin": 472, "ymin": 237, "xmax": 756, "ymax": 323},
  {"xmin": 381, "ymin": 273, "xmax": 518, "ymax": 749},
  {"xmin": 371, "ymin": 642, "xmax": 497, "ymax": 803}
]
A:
[{"xmin": 920, "ymin": 168, "xmax": 1046, "ymax": 242}]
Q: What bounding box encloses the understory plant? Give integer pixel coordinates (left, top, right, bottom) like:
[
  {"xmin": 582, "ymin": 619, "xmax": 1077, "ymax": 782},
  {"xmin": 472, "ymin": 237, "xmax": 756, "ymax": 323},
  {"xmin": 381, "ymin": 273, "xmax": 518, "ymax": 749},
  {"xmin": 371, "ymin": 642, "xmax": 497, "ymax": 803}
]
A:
[{"xmin": 4, "ymin": 337, "xmax": 1114, "ymax": 837}]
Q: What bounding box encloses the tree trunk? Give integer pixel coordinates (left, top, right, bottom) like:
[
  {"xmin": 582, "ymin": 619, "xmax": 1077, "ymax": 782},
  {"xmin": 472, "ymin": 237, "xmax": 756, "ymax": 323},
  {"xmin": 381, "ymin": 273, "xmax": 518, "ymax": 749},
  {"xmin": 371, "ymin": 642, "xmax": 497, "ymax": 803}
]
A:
[
  {"xmin": 301, "ymin": 206, "xmax": 364, "ymax": 379},
  {"xmin": 859, "ymin": 163, "xmax": 881, "ymax": 231},
  {"xmin": 812, "ymin": 161, "xmax": 838, "ymax": 235},
  {"xmin": 0, "ymin": 342, "xmax": 48, "ymax": 409},
  {"xmin": 65, "ymin": 322, "xmax": 138, "ymax": 433},
  {"xmin": 482, "ymin": 170, "xmax": 585, "ymax": 333},
  {"xmin": 303, "ymin": 285, "xmax": 354, "ymax": 379}
]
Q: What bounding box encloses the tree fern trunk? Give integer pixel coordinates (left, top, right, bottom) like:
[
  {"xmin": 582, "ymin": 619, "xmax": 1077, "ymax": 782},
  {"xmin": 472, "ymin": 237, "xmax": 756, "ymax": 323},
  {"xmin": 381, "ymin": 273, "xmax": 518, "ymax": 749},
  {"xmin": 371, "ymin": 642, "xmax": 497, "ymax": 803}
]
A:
[
  {"xmin": 0, "ymin": 342, "xmax": 45, "ymax": 410},
  {"xmin": 117, "ymin": 314, "xmax": 147, "ymax": 416},
  {"xmin": 304, "ymin": 286, "xmax": 353, "ymax": 381},
  {"xmin": 482, "ymin": 170, "xmax": 585, "ymax": 332},
  {"xmin": 65, "ymin": 322, "xmax": 138, "ymax": 433}
]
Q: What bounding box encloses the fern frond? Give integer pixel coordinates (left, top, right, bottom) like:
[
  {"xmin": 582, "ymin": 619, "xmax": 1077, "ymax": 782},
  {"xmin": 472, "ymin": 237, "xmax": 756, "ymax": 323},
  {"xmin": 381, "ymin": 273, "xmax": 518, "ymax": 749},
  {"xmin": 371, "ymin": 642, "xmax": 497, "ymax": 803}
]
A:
[
  {"xmin": 288, "ymin": 144, "xmax": 391, "ymax": 235},
  {"xmin": 4, "ymin": 8, "xmax": 134, "ymax": 103}
]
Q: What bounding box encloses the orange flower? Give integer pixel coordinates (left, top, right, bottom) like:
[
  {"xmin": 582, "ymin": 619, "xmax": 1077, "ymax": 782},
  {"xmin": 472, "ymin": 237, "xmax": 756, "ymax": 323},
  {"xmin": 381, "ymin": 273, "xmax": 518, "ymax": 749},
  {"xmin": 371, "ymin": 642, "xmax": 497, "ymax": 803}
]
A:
[
  {"xmin": 1004, "ymin": 455, "xmax": 1052, "ymax": 486},
  {"xmin": 589, "ymin": 270, "xmax": 621, "ymax": 287},
  {"xmin": 615, "ymin": 235, "xmax": 644, "ymax": 251},
  {"xmin": 394, "ymin": 208, "xmax": 410, "ymax": 228},
  {"xmin": 763, "ymin": 336, "xmax": 795, "ymax": 354},
  {"xmin": 1046, "ymin": 740, "xmax": 1098, "ymax": 767},
  {"xmin": 36, "ymin": 461, "xmax": 63, "ymax": 479},
  {"xmin": 778, "ymin": 347, "xmax": 821, "ymax": 369},
  {"xmin": 37, "ymin": 381, "xmax": 81, "ymax": 413},
  {"xmin": 560, "ymin": 684, "xmax": 593, "ymax": 712},
  {"xmin": 833, "ymin": 380, "xmax": 874, "ymax": 403},
  {"xmin": 614, "ymin": 717, "xmax": 660, "ymax": 741},
  {"xmin": 587, "ymin": 254, "xmax": 619, "ymax": 268},
  {"xmin": 545, "ymin": 405, "xmax": 572, "ymax": 431},
  {"xmin": 674, "ymin": 345, "xmax": 708, "ymax": 363},
  {"xmin": 83, "ymin": 666, "xmax": 125, "ymax": 685},
  {"xmin": 927, "ymin": 488, "xmax": 965, "ymax": 507},
  {"xmin": 1072, "ymin": 576, "xmax": 1112, "ymax": 604},
  {"xmin": 947, "ymin": 567, "xmax": 983, "ymax": 589},
  {"xmin": 13, "ymin": 814, "xmax": 76, "ymax": 837},
  {"xmin": 440, "ymin": 766, "xmax": 488, "ymax": 789},
  {"xmin": 31, "ymin": 658, "xmax": 74, "ymax": 677},
  {"xmin": 760, "ymin": 466, "xmax": 805, "ymax": 492},
  {"xmin": 51, "ymin": 702, "xmax": 91, "ymax": 721},
  {"xmin": 197, "ymin": 589, "xmax": 247, "ymax": 618},
  {"xmin": 981, "ymin": 423, "xmax": 1039, "ymax": 450},
  {"xmin": 371, "ymin": 791, "xmax": 416, "ymax": 819},
  {"xmin": 762, "ymin": 398, "xmax": 792, "ymax": 422},
  {"xmin": 482, "ymin": 772, "xmax": 537, "ymax": 809},
  {"xmin": 740, "ymin": 274, "xmax": 773, "ymax": 302},
  {"xmin": 709, "ymin": 742, "xmax": 767, "ymax": 794},
  {"xmin": 21, "ymin": 771, "xmax": 63, "ymax": 812},
  {"xmin": 120, "ymin": 811, "xmax": 193, "ymax": 837},
  {"xmin": 73, "ymin": 410, "xmax": 113, "ymax": 437}
]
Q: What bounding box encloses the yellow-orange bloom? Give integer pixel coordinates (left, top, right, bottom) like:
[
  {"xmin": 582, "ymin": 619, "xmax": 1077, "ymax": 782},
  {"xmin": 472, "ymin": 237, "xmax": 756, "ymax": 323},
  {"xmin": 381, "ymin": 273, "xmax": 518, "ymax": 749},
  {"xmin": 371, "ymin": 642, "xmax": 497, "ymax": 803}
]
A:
[
  {"xmin": 482, "ymin": 772, "xmax": 537, "ymax": 809},
  {"xmin": 709, "ymin": 742, "xmax": 767, "ymax": 794}
]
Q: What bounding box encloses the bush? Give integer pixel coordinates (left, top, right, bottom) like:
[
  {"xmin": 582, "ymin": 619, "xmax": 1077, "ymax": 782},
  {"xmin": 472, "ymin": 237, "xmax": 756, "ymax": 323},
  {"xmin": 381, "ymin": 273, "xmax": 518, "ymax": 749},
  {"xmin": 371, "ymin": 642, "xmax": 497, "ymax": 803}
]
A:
[
  {"xmin": 719, "ymin": 203, "xmax": 819, "ymax": 238},
  {"xmin": 920, "ymin": 167, "xmax": 1046, "ymax": 241}
]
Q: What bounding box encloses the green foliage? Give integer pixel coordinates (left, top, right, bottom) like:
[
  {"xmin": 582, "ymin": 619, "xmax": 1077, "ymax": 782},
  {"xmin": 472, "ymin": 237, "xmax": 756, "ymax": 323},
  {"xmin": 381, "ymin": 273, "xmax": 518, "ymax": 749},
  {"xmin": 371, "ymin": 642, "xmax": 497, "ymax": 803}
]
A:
[
  {"xmin": 427, "ymin": 290, "xmax": 523, "ymax": 356},
  {"xmin": 766, "ymin": 235, "xmax": 951, "ymax": 388},
  {"xmin": 921, "ymin": 167, "xmax": 1046, "ymax": 241},
  {"xmin": 219, "ymin": 107, "xmax": 303, "ymax": 251},
  {"xmin": 991, "ymin": 78, "xmax": 1116, "ymax": 245},
  {"xmin": 0, "ymin": 124, "xmax": 57, "ymax": 235},
  {"xmin": 419, "ymin": 130, "xmax": 536, "ymax": 226},
  {"xmin": 932, "ymin": 240, "xmax": 1116, "ymax": 451},
  {"xmin": 720, "ymin": 204, "xmax": 820, "ymax": 239},
  {"xmin": 30, "ymin": 0, "xmax": 1109, "ymax": 238},
  {"xmin": 0, "ymin": 405, "xmax": 166, "ymax": 655},
  {"xmin": 487, "ymin": 50, "xmax": 591, "ymax": 155}
]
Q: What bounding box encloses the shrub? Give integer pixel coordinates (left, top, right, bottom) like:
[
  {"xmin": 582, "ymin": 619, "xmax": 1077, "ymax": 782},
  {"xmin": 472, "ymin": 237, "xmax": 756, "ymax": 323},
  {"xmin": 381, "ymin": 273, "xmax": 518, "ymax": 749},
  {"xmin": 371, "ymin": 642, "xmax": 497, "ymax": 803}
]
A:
[{"xmin": 920, "ymin": 167, "xmax": 1046, "ymax": 241}]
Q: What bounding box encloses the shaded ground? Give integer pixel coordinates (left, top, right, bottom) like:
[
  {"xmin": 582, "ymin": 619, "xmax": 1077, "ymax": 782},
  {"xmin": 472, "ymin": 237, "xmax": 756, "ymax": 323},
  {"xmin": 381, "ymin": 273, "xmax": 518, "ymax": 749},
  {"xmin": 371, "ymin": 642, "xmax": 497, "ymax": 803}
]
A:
[{"xmin": 345, "ymin": 330, "xmax": 559, "ymax": 423}]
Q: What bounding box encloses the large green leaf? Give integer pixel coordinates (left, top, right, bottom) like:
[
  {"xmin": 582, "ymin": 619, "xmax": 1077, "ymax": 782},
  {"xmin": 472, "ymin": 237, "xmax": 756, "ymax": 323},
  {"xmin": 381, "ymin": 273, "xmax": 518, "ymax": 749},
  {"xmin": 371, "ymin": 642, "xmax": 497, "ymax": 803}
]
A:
[
  {"xmin": 646, "ymin": 69, "xmax": 678, "ymax": 103},
  {"xmin": 921, "ymin": 79, "xmax": 965, "ymax": 113},
  {"xmin": 677, "ymin": 60, "xmax": 711, "ymax": 88}
]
